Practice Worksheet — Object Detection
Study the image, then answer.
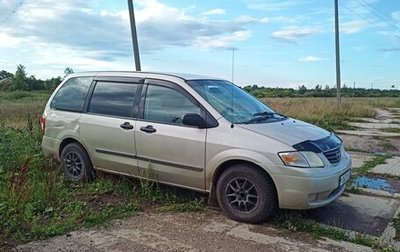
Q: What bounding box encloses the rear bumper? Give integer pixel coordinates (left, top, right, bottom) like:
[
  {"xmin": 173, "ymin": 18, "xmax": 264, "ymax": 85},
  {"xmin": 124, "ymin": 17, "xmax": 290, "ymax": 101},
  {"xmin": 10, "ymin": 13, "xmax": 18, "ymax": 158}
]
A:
[
  {"xmin": 272, "ymin": 157, "xmax": 352, "ymax": 209},
  {"xmin": 42, "ymin": 135, "xmax": 61, "ymax": 160}
]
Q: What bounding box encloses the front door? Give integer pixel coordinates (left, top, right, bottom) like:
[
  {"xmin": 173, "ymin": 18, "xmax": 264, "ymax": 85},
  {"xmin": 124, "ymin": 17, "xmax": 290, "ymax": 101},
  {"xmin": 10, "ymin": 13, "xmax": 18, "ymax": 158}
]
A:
[{"xmin": 135, "ymin": 80, "xmax": 206, "ymax": 190}]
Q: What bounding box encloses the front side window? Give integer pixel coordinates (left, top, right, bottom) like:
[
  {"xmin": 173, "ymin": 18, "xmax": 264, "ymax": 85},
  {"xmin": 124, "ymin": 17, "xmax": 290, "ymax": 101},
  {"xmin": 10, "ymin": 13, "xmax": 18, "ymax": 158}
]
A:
[
  {"xmin": 88, "ymin": 81, "xmax": 137, "ymax": 118},
  {"xmin": 51, "ymin": 77, "xmax": 92, "ymax": 112},
  {"xmin": 187, "ymin": 80, "xmax": 286, "ymax": 124},
  {"xmin": 144, "ymin": 85, "xmax": 201, "ymax": 125}
]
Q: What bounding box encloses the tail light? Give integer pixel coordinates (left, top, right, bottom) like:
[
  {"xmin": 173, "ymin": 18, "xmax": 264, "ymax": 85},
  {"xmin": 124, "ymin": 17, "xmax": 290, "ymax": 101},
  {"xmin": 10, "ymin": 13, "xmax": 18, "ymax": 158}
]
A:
[{"xmin": 40, "ymin": 115, "xmax": 46, "ymax": 135}]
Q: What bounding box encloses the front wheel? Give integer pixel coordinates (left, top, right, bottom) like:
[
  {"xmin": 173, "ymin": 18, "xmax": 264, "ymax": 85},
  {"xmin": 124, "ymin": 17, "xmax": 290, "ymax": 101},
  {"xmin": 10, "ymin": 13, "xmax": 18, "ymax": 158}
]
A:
[
  {"xmin": 61, "ymin": 143, "xmax": 94, "ymax": 182},
  {"xmin": 216, "ymin": 164, "xmax": 277, "ymax": 223}
]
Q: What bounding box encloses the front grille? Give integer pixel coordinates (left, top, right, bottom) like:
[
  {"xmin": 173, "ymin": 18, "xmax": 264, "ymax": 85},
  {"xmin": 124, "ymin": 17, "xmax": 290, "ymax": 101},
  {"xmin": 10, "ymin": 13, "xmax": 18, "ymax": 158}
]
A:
[{"xmin": 323, "ymin": 147, "xmax": 341, "ymax": 164}]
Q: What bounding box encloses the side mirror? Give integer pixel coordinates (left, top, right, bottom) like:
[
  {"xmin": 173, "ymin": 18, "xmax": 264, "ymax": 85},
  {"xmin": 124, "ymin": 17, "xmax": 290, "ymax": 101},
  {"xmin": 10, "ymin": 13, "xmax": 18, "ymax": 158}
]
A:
[{"xmin": 182, "ymin": 113, "xmax": 205, "ymax": 128}]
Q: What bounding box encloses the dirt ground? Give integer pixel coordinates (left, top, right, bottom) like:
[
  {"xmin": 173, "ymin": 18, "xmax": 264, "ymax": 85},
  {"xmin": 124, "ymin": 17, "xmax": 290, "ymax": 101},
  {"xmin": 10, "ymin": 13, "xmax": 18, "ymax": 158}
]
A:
[
  {"xmin": 339, "ymin": 134, "xmax": 400, "ymax": 156},
  {"xmin": 14, "ymin": 209, "xmax": 372, "ymax": 252}
]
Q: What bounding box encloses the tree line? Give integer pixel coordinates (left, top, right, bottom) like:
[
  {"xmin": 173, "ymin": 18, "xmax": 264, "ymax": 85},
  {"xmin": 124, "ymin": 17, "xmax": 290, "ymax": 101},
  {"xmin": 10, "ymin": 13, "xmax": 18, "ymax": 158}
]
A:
[
  {"xmin": 0, "ymin": 65, "xmax": 73, "ymax": 91},
  {"xmin": 1, "ymin": 65, "xmax": 398, "ymax": 97},
  {"xmin": 243, "ymin": 84, "xmax": 400, "ymax": 98}
]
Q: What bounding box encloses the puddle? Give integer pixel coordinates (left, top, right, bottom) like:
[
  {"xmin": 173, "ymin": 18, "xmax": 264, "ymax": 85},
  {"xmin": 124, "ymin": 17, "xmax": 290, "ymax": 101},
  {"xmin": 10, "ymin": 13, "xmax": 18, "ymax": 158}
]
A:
[{"xmin": 353, "ymin": 176, "xmax": 398, "ymax": 193}]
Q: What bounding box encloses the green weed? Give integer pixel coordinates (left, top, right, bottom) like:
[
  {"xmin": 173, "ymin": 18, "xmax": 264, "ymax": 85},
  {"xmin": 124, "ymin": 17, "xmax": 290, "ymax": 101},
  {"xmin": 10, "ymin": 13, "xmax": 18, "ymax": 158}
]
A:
[
  {"xmin": 382, "ymin": 128, "xmax": 400, "ymax": 133},
  {"xmin": 345, "ymin": 147, "xmax": 371, "ymax": 153},
  {"xmin": 392, "ymin": 218, "xmax": 400, "ymax": 240},
  {"xmin": 157, "ymin": 198, "xmax": 205, "ymax": 213},
  {"xmin": 0, "ymin": 125, "xmax": 141, "ymax": 248},
  {"xmin": 0, "ymin": 122, "xmax": 204, "ymax": 249},
  {"xmin": 352, "ymin": 155, "xmax": 390, "ymax": 175}
]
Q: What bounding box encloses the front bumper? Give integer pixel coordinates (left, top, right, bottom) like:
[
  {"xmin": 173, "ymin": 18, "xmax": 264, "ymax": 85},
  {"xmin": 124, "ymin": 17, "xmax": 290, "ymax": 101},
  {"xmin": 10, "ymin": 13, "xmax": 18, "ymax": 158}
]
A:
[{"xmin": 272, "ymin": 156, "xmax": 352, "ymax": 209}]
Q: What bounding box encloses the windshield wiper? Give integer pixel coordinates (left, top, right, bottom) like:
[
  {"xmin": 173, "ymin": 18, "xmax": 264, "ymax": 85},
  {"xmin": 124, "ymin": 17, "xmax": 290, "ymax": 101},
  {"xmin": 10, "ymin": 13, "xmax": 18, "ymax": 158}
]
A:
[
  {"xmin": 243, "ymin": 111, "xmax": 287, "ymax": 124},
  {"xmin": 254, "ymin": 111, "xmax": 287, "ymax": 117},
  {"xmin": 253, "ymin": 111, "xmax": 275, "ymax": 116}
]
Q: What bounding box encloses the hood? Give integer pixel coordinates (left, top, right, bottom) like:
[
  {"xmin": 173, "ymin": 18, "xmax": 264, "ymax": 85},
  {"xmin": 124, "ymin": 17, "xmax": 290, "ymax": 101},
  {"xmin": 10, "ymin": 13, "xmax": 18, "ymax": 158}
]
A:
[{"xmin": 238, "ymin": 118, "xmax": 331, "ymax": 147}]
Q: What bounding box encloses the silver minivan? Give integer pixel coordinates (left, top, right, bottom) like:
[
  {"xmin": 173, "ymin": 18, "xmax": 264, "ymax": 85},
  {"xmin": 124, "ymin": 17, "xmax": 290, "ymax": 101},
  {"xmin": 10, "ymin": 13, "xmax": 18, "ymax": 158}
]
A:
[{"xmin": 41, "ymin": 71, "xmax": 352, "ymax": 223}]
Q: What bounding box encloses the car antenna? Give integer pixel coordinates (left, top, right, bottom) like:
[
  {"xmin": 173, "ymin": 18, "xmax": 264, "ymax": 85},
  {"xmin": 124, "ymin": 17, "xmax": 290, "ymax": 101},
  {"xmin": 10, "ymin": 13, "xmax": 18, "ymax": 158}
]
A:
[{"xmin": 230, "ymin": 47, "xmax": 236, "ymax": 129}]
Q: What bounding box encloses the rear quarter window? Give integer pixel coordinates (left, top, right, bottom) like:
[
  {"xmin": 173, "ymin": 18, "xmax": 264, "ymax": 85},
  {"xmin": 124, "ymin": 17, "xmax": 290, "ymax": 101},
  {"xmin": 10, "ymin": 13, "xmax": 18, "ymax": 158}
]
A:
[{"xmin": 50, "ymin": 77, "xmax": 93, "ymax": 112}]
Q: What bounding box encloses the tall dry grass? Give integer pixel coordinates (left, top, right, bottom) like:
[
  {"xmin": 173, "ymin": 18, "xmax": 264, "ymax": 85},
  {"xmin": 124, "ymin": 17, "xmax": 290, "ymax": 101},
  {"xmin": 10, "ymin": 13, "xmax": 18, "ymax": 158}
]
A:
[
  {"xmin": 263, "ymin": 97, "xmax": 400, "ymax": 130},
  {"xmin": 0, "ymin": 91, "xmax": 49, "ymax": 129}
]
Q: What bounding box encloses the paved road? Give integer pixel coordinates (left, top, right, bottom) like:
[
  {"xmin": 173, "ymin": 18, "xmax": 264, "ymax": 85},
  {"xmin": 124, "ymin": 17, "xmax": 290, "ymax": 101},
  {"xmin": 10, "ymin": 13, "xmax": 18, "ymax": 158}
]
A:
[{"xmin": 14, "ymin": 209, "xmax": 371, "ymax": 252}]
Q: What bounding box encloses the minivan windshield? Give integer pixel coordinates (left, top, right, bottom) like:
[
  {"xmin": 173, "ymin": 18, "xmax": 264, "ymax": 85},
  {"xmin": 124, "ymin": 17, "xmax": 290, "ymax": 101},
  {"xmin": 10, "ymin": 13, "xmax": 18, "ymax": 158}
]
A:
[{"xmin": 186, "ymin": 80, "xmax": 287, "ymax": 124}]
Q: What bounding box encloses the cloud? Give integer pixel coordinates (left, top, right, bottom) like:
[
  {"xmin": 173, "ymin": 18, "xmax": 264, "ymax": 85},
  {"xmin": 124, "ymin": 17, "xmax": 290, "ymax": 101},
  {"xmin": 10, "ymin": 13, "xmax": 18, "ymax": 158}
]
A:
[
  {"xmin": 298, "ymin": 56, "xmax": 324, "ymax": 62},
  {"xmin": 245, "ymin": 0, "xmax": 313, "ymax": 11},
  {"xmin": 0, "ymin": 32, "xmax": 23, "ymax": 48},
  {"xmin": 341, "ymin": 20, "xmax": 370, "ymax": 34},
  {"xmin": 122, "ymin": 0, "xmax": 253, "ymax": 51},
  {"xmin": 0, "ymin": 0, "xmax": 257, "ymax": 60},
  {"xmin": 0, "ymin": 0, "xmax": 269, "ymax": 78},
  {"xmin": 202, "ymin": 8, "xmax": 225, "ymax": 15},
  {"xmin": 392, "ymin": 10, "xmax": 400, "ymax": 21},
  {"xmin": 194, "ymin": 31, "xmax": 251, "ymax": 49},
  {"xmin": 272, "ymin": 26, "xmax": 320, "ymax": 43}
]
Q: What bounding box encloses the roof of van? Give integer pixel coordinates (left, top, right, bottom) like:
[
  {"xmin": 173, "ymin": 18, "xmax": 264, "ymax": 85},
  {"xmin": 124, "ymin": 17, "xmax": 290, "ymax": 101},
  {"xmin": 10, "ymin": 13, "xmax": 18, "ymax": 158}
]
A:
[{"xmin": 72, "ymin": 71, "xmax": 225, "ymax": 81}]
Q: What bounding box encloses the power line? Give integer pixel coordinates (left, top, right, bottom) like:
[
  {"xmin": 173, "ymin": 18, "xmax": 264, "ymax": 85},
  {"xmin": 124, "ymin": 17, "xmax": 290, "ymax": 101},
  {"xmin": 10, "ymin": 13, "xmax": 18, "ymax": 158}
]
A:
[
  {"xmin": 10, "ymin": 0, "xmax": 44, "ymax": 30},
  {"xmin": 339, "ymin": 2, "xmax": 400, "ymax": 41},
  {"xmin": 357, "ymin": 0, "xmax": 397, "ymax": 24},
  {"xmin": 354, "ymin": 0, "xmax": 400, "ymax": 33},
  {"xmin": 0, "ymin": 1, "xmax": 25, "ymax": 26}
]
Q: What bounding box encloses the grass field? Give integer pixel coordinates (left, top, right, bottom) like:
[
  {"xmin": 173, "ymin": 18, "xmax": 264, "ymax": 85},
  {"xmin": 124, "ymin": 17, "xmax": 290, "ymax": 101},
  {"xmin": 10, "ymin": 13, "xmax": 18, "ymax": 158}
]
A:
[
  {"xmin": 264, "ymin": 97, "xmax": 400, "ymax": 130},
  {"xmin": 0, "ymin": 91, "xmax": 399, "ymax": 248}
]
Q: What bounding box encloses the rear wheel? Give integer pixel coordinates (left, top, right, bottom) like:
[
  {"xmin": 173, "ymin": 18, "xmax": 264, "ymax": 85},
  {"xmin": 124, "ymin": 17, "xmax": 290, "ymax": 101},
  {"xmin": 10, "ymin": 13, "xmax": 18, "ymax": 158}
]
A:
[
  {"xmin": 216, "ymin": 164, "xmax": 277, "ymax": 223},
  {"xmin": 61, "ymin": 143, "xmax": 94, "ymax": 182}
]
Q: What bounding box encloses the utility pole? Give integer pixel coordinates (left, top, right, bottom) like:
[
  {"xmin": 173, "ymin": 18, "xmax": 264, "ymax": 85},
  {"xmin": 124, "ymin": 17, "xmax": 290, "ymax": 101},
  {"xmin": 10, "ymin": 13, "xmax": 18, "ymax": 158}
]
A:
[
  {"xmin": 334, "ymin": 0, "xmax": 341, "ymax": 105},
  {"xmin": 128, "ymin": 0, "xmax": 141, "ymax": 71}
]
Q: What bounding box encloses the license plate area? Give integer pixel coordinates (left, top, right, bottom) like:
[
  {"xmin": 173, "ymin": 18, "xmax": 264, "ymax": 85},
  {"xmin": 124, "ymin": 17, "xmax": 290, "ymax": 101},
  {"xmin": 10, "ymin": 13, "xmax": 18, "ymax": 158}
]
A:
[{"xmin": 339, "ymin": 170, "xmax": 351, "ymax": 187}]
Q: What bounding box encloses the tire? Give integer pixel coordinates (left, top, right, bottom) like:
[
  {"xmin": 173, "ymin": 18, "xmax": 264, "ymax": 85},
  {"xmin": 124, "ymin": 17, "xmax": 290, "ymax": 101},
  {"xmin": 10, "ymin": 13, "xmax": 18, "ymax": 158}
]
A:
[
  {"xmin": 216, "ymin": 164, "xmax": 277, "ymax": 223},
  {"xmin": 61, "ymin": 143, "xmax": 94, "ymax": 182}
]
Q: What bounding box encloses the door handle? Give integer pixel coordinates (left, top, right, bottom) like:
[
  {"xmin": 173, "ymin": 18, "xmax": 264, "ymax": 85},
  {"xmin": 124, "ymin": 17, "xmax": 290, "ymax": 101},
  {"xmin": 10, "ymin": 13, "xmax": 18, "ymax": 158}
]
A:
[
  {"xmin": 120, "ymin": 122, "xmax": 134, "ymax": 130},
  {"xmin": 140, "ymin": 125, "xmax": 156, "ymax": 133}
]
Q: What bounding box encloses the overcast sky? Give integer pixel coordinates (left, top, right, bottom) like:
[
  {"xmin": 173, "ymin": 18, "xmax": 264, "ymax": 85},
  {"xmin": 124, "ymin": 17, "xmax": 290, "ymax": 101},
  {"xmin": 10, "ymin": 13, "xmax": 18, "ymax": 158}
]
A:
[{"xmin": 0, "ymin": 0, "xmax": 399, "ymax": 89}]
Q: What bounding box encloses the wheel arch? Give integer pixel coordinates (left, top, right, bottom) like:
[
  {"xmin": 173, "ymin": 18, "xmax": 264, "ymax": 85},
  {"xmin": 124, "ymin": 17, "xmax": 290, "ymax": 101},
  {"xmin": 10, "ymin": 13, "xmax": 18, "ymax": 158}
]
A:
[
  {"xmin": 59, "ymin": 137, "xmax": 91, "ymax": 161},
  {"xmin": 207, "ymin": 159, "xmax": 278, "ymax": 207},
  {"xmin": 59, "ymin": 137, "xmax": 95, "ymax": 181}
]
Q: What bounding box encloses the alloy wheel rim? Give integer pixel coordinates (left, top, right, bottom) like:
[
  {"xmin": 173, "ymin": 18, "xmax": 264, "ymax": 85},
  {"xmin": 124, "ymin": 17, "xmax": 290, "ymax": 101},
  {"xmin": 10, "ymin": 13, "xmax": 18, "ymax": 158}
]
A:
[
  {"xmin": 64, "ymin": 151, "xmax": 83, "ymax": 177},
  {"xmin": 225, "ymin": 177, "xmax": 259, "ymax": 213}
]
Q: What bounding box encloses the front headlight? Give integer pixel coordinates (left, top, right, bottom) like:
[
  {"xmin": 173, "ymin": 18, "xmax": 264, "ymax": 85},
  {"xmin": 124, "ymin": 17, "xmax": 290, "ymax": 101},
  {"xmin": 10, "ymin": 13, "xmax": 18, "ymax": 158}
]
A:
[{"xmin": 278, "ymin": 151, "xmax": 324, "ymax": 168}]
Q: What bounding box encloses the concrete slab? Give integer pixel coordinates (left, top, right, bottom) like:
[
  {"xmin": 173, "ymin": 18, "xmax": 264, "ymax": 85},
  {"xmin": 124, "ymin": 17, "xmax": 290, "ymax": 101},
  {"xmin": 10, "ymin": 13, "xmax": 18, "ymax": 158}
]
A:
[
  {"xmin": 376, "ymin": 108, "xmax": 398, "ymax": 120},
  {"xmin": 371, "ymin": 156, "xmax": 400, "ymax": 176},
  {"xmin": 348, "ymin": 152, "xmax": 374, "ymax": 169},
  {"xmin": 335, "ymin": 129, "xmax": 400, "ymax": 137},
  {"xmin": 13, "ymin": 210, "xmax": 373, "ymax": 252},
  {"xmin": 339, "ymin": 134, "xmax": 400, "ymax": 156},
  {"xmin": 352, "ymin": 118, "xmax": 400, "ymax": 124},
  {"xmin": 349, "ymin": 122, "xmax": 400, "ymax": 129},
  {"xmin": 303, "ymin": 194, "xmax": 400, "ymax": 236}
]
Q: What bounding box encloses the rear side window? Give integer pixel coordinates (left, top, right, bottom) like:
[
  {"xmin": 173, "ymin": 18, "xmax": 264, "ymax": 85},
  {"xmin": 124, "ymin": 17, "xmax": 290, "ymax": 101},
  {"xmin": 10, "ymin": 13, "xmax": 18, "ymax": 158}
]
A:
[
  {"xmin": 51, "ymin": 77, "xmax": 92, "ymax": 112},
  {"xmin": 88, "ymin": 81, "xmax": 137, "ymax": 118}
]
